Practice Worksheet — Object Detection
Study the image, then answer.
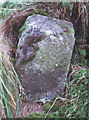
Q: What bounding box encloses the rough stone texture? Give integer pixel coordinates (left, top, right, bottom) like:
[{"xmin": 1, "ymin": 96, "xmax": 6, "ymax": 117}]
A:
[{"xmin": 15, "ymin": 14, "xmax": 75, "ymax": 102}]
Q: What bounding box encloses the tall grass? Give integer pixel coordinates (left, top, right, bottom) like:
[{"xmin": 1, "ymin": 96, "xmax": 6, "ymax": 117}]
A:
[{"xmin": 0, "ymin": 54, "xmax": 23, "ymax": 118}]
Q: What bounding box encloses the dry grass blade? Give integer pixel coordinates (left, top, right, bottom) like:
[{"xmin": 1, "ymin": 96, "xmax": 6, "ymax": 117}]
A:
[
  {"xmin": 44, "ymin": 96, "xmax": 67, "ymax": 120},
  {"xmin": 1, "ymin": 54, "xmax": 25, "ymax": 118},
  {"xmin": 1, "ymin": 78, "xmax": 16, "ymax": 109},
  {"xmin": 0, "ymin": 93, "xmax": 16, "ymax": 109}
]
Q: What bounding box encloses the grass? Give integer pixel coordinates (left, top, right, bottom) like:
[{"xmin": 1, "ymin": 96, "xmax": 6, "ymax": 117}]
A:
[{"xmin": 0, "ymin": 55, "xmax": 24, "ymax": 118}]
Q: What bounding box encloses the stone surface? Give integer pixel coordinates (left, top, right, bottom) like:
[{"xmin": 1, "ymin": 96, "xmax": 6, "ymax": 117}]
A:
[{"xmin": 14, "ymin": 14, "xmax": 75, "ymax": 102}]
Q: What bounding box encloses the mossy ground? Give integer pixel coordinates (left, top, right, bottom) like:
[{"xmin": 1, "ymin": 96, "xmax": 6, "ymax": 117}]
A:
[
  {"xmin": 42, "ymin": 101, "xmax": 59, "ymax": 112},
  {"xmin": 25, "ymin": 112, "xmax": 59, "ymax": 119},
  {"xmin": 24, "ymin": 100, "xmax": 60, "ymax": 119}
]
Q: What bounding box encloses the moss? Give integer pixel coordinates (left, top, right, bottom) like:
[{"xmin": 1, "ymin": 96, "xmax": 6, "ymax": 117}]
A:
[
  {"xmin": 26, "ymin": 31, "xmax": 30, "ymax": 33},
  {"xmin": 25, "ymin": 112, "xmax": 45, "ymax": 118},
  {"xmin": 25, "ymin": 112, "xmax": 58, "ymax": 119},
  {"xmin": 28, "ymin": 9, "xmax": 48, "ymax": 17},
  {"xmin": 29, "ymin": 9, "xmax": 36, "ymax": 16},
  {"xmin": 10, "ymin": 57, "xmax": 15, "ymax": 63},
  {"xmin": 42, "ymin": 101, "xmax": 59, "ymax": 112},
  {"xmin": 60, "ymin": 24, "xmax": 73, "ymax": 34},
  {"xmin": 61, "ymin": 32, "xmax": 66, "ymax": 36},
  {"xmin": 42, "ymin": 34, "xmax": 46, "ymax": 39},
  {"xmin": 65, "ymin": 25, "xmax": 73, "ymax": 34},
  {"xmin": 29, "ymin": 44, "xmax": 40, "ymax": 52},
  {"xmin": 19, "ymin": 24, "xmax": 26, "ymax": 38},
  {"xmin": 37, "ymin": 10, "xmax": 48, "ymax": 16},
  {"xmin": 35, "ymin": 47, "xmax": 40, "ymax": 52},
  {"xmin": 68, "ymin": 29, "xmax": 73, "ymax": 34},
  {"xmin": 19, "ymin": 25, "xmax": 26, "ymax": 33}
]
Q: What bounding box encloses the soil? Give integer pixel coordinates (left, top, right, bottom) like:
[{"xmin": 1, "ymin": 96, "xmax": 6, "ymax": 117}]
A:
[{"xmin": 18, "ymin": 96, "xmax": 43, "ymax": 118}]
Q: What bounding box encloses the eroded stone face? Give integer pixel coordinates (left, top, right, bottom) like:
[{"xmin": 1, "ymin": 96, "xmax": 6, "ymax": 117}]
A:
[{"xmin": 14, "ymin": 14, "xmax": 75, "ymax": 102}]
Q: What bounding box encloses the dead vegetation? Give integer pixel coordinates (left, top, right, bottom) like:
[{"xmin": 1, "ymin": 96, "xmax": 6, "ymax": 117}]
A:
[{"xmin": 1, "ymin": 8, "xmax": 34, "ymax": 59}]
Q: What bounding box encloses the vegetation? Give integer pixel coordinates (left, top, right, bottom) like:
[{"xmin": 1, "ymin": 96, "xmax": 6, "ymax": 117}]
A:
[
  {"xmin": 25, "ymin": 112, "xmax": 58, "ymax": 119},
  {"xmin": 19, "ymin": 24, "xmax": 26, "ymax": 38},
  {"xmin": 0, "ymin": 1, "xmax": 89, "ymax": 119},
  {"xmin": 1, "ymin": 55, "xmax": 24, "ymax": 118},
  {"xmin": 58, "ymin": 68, "xmax": 89, "ymax": 118}
]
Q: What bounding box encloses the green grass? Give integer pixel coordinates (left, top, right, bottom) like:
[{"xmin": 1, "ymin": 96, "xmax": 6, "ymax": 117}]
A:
[{"xmin": 0, "ymin": 55, "xmax": 24, "ymax": 118}]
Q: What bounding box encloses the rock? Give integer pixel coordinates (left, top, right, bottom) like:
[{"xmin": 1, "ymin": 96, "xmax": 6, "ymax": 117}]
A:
[{"xmin": 14, "ymin": 14, "xmax": 75, "ymax": 102}]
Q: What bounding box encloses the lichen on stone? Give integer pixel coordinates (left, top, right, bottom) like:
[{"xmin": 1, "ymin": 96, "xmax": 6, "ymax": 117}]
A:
[{"xmin": 14, "ymin": 14, "xmax": 75, "ymax": 101}]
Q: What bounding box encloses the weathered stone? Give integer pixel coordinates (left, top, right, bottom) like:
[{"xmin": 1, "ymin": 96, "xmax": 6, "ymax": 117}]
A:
[{"xmin": 14, "ymin": 14, "xmax": 75, "ymax": 102}]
